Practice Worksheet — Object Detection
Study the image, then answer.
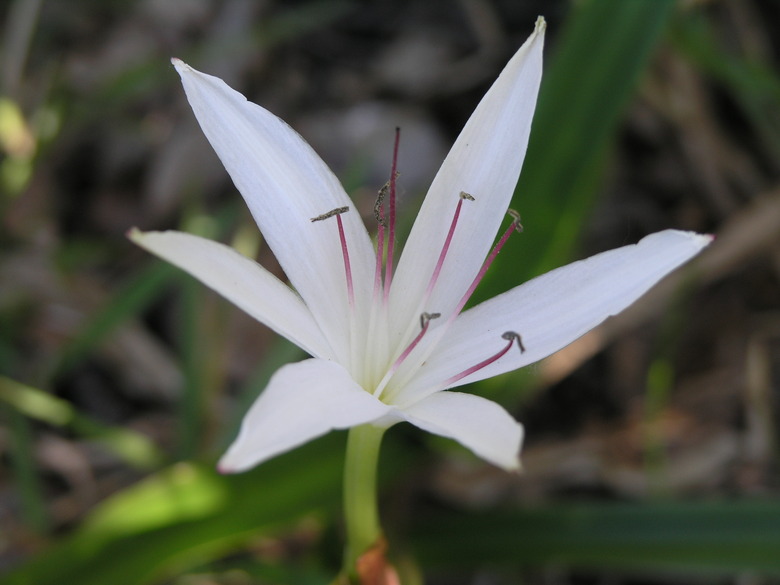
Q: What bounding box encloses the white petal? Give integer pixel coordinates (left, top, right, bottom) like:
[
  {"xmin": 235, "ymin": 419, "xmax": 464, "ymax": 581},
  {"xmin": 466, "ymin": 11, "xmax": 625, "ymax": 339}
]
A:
[
  {"xmin": 401, "ymin": 230, "xmax": 712, "ymax": 400},
  {"xmin": 219, "ymin": 359, "xmax": 394, "ymax": 472},
  {"xmin": 388, "ymin": 19, "xmax": 545, "ymax": 342},
  {"xmin": 172, "ymin": 59, "xmax": 375, "ymax": 365},
  {"xmin": 401, "ymin": 391, "xmax": 523, "ymax": 470},
  {"xmin": 130, "ymin": 229, "xmax": 333, "ymax": 359}
]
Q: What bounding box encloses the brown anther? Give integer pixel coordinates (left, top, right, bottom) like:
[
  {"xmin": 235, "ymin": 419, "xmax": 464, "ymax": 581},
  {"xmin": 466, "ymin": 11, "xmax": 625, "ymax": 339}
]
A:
[
  {"xmin": 459, "ymin": 191, "xmax": 475, "ymax": 201},
  {"xmin": 419, "ymin": 312, "xmax": 441, "ymax": 329},
  {"xmin": 502, "ymin": 331, "xmax": 525, "ymax": 353},
  {"xmin": 311, "ymin": 206, "xmax": 349, "ymax": 222},
  {"xmin": 374, "ymin": 183, "xmax": 389, "ymax": 226},
  {"xmin": 507, "ymin": 209, "xmax": 523, "ymax": 233},
  {"xmin": 374, "ymin": 172, "xmax": 401, "ymax": 226}
]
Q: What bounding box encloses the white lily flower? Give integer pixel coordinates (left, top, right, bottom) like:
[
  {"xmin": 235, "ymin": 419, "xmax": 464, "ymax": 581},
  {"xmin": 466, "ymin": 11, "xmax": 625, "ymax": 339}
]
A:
[{"xmin": 131, "ymin": 18, "xmax": 711, "ymax": 473}]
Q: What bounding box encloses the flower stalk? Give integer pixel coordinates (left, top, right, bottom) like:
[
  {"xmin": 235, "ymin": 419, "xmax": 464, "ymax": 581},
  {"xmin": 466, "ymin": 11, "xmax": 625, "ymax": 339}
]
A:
[{"xmin": 343, "ymin": 424, "xmax": 386, "ymax": 576}]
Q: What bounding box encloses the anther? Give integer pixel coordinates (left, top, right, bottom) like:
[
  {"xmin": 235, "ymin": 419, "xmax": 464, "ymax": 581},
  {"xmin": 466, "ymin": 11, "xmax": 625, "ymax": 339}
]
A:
[
  {"xmin": 460, "ymin": 191, "xmax": 475, "ymax": 201},
  {"xmin": 507, "ymin": 209, "xmax": 523, "ymax": 233},
  {"xmin": 501, "ymin": 331, "xmax": 525, "ymax": 353},
  {"xmin": 420, "ymin": 312, "xmax": 441, "ymax": 329},
  {"xmin": 374, "ymin": 182, "xmax": 389, "ymax": 227},
  {"xmin": 444, "ymin": 330, "xmax": 525, "ymax": 387},
  {"xmin": 311, "ymin": 206, "xmax": 349, "ymax": 222}
]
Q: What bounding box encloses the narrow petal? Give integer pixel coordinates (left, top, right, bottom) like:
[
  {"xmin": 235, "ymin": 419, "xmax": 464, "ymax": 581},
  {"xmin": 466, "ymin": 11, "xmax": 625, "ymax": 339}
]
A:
[
  {"xmin": 401, "ymin": 391, "xmax": 523, "ymax": 470},
  {"xmin": 172, "ymin": 59, "xmax": 375, "ymax": 364},
  {"xmin": 219, "ymin": 359, "xmax": 394, "ymax": 472},
  {"xmin": 400, "ymin": 230, "xmax": 712, "ymax": 401},
  {"xmin": 389, "ymin": 19, "xmax": 545, "ymax": 341},
  {"xmin": 130, "ymin": 229, "xmax": 333, "ymax": 359}
]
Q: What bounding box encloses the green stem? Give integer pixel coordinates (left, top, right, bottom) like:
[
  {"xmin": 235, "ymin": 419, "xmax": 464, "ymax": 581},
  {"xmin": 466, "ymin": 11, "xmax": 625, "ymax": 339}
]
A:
[{"xmin": 343, "ymin": 424, "xmax": 386, "ymax": 575}]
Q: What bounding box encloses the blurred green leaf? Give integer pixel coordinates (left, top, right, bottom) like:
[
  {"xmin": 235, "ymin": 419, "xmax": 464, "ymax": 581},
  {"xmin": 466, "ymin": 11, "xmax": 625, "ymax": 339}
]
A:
[
  {"xmin": 413, "ymin": 501, "xmax": 780, "ymax": 575},
  {"xmin": 3, "ymin": 406, "xmax": 48, "ymax": 532},
  {"xmin": 512, "ymin": 0, "xmax": 675, "ymax": 278},
  {"xmin": 3, "ymin": 434, "xmax": 410, "ymax": 585},
  {"xmin": 672, "ymin": 11, "xmax": 780, "ymax": 160},
  {"xmin": 471, "ymin": 0, "xmax": 676, "ymax": 406},
  {"xmin": 0, "ymin": 375, "xmax": 164, "ymax": 469},
  {"xmin": 3, "ymin": 436, "xmax": 344, "ymax": 585},
  {"xmin": 52, "ymin": 261, "xmax": 176, "ymax": 376},
  {"xmin": 473, "ymin": 0, "xmax": 677, "ymax": 307}
]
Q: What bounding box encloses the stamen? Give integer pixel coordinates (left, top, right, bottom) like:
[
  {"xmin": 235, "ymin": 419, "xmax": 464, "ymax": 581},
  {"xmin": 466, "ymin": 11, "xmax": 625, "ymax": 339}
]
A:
[
  {"xmin": 395, "ymin": 311, "xmax": 440, "ymax": 368},
  {"xmin": 373, "ymin": 312, "xmax": 441, "ymax": 398},
  {"xmin": 452, "ymin": 208, "xmax": 522, "ymax": 316},
  {"xmin": 443, "ymin": 331, "xmax": 524, "ymax": 387},
  {"xmin": 425, "ymin": 191, "xmax": 475, "ymax": 298},
  {"xmin": 384, "ymin": 127, "xmax": 401, "ymax": 299},
  {"xmin": 312, "ymin": 206, "xmax": 354, "ymax": 306}
]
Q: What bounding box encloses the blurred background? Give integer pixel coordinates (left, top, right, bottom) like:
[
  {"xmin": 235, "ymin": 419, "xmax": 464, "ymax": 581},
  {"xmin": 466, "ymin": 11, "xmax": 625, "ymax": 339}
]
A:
[{"xmin": 2, "ymin": 0, "xmax": 780, "ymax": 584}]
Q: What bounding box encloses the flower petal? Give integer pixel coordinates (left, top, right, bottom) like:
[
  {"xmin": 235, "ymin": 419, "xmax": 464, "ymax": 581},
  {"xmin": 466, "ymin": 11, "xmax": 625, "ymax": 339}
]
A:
[
  {"xmin": 172, "ymin": 59, "xmax": 375, "ymax": 365},
  {"xmin": 401, "ymin": 391, "xmax": 523, "ymax": 470},
  {"xmin": 400, "ymin": 230, "xmax": 712, "ymax": 400},
  {"xmin": 388, "ymin": 18, "xmax": 545, "ymax": 341},
  {"xmin": 219, "ymin": 359, "xmax": 394, "ymax": 473},
  {"xmin": 130, "ymin": 229, "xmax": 333, "ymax": 359}
]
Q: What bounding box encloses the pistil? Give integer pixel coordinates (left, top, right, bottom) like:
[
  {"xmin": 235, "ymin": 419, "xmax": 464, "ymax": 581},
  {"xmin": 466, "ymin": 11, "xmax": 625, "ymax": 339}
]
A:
[
  {"xmin": 444, "ymin": 331, "xmax": 524, "ymax": 387},
  {"xmin": 311, "ymin": 206, "xmax": 354, "ymax": 307}
]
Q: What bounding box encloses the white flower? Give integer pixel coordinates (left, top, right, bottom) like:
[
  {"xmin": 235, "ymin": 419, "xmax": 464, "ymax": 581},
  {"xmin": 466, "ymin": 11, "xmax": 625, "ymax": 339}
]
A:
[{"xmin": 130, "ymin": 18, "xmax": 711, "ymax": 472}]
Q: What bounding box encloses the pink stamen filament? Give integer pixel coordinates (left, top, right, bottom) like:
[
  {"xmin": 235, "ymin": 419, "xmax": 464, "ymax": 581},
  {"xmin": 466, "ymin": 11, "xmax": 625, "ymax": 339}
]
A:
[
  {"xmin": 383, "ymin": 127, "xmax": 401, "ymax": 300},
  {"xmin": 311, "ymin": 206, "xmax": 354, "ymax": 307},
  {"xmin": 443, "ymin": 331, "xmax": 524, "ymax": 387},
  {"xmin": 425, "ymin": 192, "xmax": 474, "ymax": 298},
  {"xmin": 452, "ymin": 209, "xmax": 522, "ymax": 317},
  {"xmin": 372, "ymin": 312, "xmax": 440, "ymax": 399},
  {"xmin": 390, "ymin": 312, "xmax": 440, "ymax": 373},
  {"xmin": 336, "ymin": 213, "xmax": 354, "ymax": 307}
]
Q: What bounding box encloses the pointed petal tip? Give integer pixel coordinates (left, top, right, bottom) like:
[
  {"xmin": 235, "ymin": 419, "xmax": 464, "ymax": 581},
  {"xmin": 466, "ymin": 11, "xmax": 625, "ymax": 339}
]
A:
[
  {"xmin": 505, "ymin": 458, "xmax": 522, "ymax": 473},
  {"xmin": 170, "ymin": 57, "xmax": 192, "ymax": 75},
  {"xmin": 127, "ymin": 227, "xmax": 165, "ymax": 245},
  {"xmin": 652, "ymin": 229, "xmax": 714, "ymax": 250},
  {"xmin": 534, "ymin": 15, "xmax": 546, "ymax": 34}
]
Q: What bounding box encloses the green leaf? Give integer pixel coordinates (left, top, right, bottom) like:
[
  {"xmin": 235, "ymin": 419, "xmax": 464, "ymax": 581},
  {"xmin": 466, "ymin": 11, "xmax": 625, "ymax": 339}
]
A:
[
  {"xmin": 0, "ymin": 376, "xmax": 164, "ymax": 469},
  {"xmin": 3, "ymin": 435, "xmax": 346, "ymax": 585},
  {"xmin": 3, "ymin": 434, "xmax": 410, "ymax": 585},
  {"xmin": 485, "ymin": 0, "xmax": 676, "ymax": 294},
  {"xmin": 52, "ymin": 261, "xmax": 176, "ymax": 376},
  {"xmin": 412, "ymin": 501, "xmax": 780, "ymax": 575},
  {"xmin": 471, "ymin": 0, "xmax": 676, "ymax": 406}
]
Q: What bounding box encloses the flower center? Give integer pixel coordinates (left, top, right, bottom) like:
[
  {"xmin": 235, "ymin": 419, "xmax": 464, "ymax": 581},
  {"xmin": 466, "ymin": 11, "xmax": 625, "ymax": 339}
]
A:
[{"xmin": 311, "ymin": 132, "xmax": 526, "ymax": 401}]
